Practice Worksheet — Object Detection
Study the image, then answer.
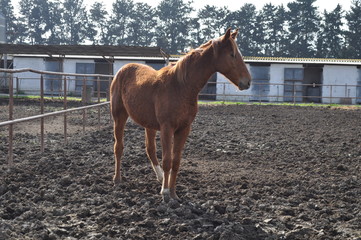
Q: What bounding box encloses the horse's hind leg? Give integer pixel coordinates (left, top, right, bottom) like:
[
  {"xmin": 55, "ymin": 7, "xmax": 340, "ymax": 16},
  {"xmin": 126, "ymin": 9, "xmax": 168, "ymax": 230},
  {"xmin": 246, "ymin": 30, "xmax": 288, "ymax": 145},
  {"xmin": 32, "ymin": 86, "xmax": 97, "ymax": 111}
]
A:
[
  {"xmin": 145, "ymin": 128, "xmax": 163, "ymax": 182},
  {"xmin": 113, "ymin": 110, "xmax": 128, "ymax": 185}
]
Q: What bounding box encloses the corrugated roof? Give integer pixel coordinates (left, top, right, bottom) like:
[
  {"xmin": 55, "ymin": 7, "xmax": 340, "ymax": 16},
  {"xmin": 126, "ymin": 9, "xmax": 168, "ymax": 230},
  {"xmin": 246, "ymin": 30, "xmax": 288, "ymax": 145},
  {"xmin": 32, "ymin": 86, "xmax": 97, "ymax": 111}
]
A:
[
  {"xmin": 170, "ymin": 54, "xmax": 361, "ymax": 65},
  {"xmin": 0, "ymin": 44, "xmax": 169, "ymax": 58},
  {"xmin": 243, "ymin": 56, "xmax": 361, "ymax": 65}
]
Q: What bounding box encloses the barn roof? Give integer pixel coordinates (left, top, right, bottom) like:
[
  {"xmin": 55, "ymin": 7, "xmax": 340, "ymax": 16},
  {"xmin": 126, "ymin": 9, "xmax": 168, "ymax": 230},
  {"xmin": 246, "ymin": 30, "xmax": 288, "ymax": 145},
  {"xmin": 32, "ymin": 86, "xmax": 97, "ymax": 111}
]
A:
[
  {"xmin": 0, "ymin": 44, "xmax": 169, "ymax": 59},
  {"xmin": 243, "ymin": 56, "xmax": 361, "ymax": 66}
]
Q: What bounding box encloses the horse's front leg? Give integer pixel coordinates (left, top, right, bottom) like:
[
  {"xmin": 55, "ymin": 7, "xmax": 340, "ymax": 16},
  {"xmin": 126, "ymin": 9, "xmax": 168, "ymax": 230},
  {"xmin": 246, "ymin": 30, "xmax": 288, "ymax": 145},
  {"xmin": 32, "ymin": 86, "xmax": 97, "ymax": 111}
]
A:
[
  {"xmin": 145, "ymin": 128, "xmax": 163, "ymax": 182},
  {"xmin": 159, "ymin": 125, "xmax": 174, "ymax": 203},
  {"xmin": 169, "ymin": 126, "xmax": 191, "ymax": 201}
]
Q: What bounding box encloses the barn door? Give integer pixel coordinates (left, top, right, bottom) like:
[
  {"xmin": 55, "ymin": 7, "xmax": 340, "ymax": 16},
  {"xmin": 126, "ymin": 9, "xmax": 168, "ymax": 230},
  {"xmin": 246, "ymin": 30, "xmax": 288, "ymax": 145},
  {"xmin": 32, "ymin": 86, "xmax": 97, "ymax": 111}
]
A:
[
  {"xmin": 250, "ymin": 65, "xmax": 270, "ymax": 102},
  {"xmin": 76, "ymin": 63, "xmax": 95, "ymax": 94},
  {"xmin": 45, "ymin": 59, "xmax": 63, "ymax": 95},
  {"xmin": 284, "ymin": 68, "xmax": 303, "ymax": 102}
]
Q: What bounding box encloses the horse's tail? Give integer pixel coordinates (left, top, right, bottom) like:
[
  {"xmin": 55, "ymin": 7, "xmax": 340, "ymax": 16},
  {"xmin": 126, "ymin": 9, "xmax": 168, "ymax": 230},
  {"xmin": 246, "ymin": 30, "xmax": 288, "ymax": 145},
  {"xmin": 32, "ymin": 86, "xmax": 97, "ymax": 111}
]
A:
[{"xmin": 110, "ymin": 68, "xmax": 125, "ymax": 119}]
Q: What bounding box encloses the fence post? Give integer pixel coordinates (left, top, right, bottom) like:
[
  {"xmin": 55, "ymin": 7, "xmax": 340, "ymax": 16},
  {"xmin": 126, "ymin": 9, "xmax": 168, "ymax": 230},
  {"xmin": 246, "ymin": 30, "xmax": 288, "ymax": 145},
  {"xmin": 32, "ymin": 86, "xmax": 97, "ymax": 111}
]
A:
[
  {"xmin": 82, "ymin": 76, "xmax": 86, "ymax": 134},
  {"xmin": 16, "ymin": 77, "xmax": 19, "ymax": 97},
  {"xmin": 8, "ymin": 73, "xmax": 14, "ymax": 167},
  {"xmin": 330, "ymin": 85, "xmax": 333, "ymax": 104},
  {"xmin": 64, "ymin": 76, "xmax": 68, "ymax": 145},
  {"xmin": 97, "ymin": 76, "xmax": 101, "ymax": 131},
  {"xmin": 40, "ymin": 74, "xmax": 45, "ymax": 153}
]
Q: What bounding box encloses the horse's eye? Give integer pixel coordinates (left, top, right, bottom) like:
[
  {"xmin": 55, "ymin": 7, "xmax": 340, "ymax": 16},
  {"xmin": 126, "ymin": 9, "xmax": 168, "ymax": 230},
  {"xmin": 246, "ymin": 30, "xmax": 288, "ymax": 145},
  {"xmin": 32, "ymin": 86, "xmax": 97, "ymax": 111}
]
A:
[{"xmin": 230, "ymin": 53, "xmax": 235, "ymax": 58}]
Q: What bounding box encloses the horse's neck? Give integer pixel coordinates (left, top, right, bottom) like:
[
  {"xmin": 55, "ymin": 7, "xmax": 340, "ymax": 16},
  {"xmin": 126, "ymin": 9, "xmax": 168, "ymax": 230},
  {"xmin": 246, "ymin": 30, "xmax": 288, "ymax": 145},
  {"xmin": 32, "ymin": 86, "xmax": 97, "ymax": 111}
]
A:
[{"xmin": 183, "ymin": 50, "xmax": 216, "ymax": 98}]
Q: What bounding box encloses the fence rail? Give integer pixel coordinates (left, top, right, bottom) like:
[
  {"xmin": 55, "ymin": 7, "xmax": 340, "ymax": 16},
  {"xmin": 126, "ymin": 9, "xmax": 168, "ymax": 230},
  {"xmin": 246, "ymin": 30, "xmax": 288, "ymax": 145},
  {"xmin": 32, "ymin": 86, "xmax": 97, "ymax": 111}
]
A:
[
  {"xmin": 1, "ymin": 68, "xmax": 361, "ymax": 167},
  {"xmin": 0, "ymin": 68, "xmax": 113, "ymax": 167}
]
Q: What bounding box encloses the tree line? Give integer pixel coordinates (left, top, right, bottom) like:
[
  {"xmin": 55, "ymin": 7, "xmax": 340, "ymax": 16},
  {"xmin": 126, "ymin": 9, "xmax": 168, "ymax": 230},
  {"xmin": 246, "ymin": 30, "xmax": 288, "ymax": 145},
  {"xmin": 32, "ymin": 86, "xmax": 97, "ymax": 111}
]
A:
[{"xmin": 1, "ymin": 0, "xmax": 361, "ymax": 58}]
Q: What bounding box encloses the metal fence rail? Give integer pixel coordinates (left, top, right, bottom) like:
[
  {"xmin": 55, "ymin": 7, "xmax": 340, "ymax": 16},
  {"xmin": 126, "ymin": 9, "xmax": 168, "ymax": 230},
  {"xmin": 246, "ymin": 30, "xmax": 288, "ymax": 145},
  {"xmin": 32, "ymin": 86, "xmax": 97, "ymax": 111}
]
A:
[{"xmin": 0, "ymin": 68, "xmax": 113, "ymax": 167}]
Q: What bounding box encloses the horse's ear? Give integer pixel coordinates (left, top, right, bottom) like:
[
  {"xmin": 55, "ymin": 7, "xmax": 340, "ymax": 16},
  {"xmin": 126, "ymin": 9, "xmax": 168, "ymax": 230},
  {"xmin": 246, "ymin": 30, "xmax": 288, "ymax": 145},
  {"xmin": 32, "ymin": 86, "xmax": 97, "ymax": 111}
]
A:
[
  {"xmin": 222, "ymin": 28, "xmax": 232, "ymax": 42},
  {"xmin": 231, "ymin": 29, "xmax": 239, "ymax": 39}
]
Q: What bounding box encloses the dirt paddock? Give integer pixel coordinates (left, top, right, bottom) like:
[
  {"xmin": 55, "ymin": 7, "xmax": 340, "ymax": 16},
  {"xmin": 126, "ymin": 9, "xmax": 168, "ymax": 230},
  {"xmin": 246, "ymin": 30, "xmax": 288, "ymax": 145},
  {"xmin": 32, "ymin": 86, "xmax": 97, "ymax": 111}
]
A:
[{"xmin": 1, "ymin": 101, "xmax": 361, "ymax": 239}]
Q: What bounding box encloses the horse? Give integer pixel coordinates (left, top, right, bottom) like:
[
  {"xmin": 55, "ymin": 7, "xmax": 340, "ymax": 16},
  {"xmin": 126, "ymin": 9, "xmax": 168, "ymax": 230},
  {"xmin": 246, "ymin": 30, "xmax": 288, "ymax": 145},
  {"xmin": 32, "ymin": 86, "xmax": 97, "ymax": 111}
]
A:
[{"xmin": 110, "ymin": 28, "xmax": 251, "ymax": 202}]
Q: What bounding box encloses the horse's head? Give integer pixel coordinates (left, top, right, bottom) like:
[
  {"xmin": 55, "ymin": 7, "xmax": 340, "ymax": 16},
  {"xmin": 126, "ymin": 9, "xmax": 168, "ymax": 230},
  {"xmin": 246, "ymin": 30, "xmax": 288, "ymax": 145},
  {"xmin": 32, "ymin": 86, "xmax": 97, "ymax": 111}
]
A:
[{"xmin": 212, "ymin": 28, "xmax": 251, "ymax": 90}]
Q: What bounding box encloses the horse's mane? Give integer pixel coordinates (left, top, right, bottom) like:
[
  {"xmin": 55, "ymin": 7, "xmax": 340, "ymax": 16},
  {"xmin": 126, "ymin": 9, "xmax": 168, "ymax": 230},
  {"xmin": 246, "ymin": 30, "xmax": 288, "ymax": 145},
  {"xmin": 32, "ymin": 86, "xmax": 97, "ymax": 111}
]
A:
[
  {"xmin": 168, "ymin": 37, "xmax": 238, "ymax": 84},
  {"xmin": 170, "ymin": 40, "xmax": 214, "ymax": 84}
]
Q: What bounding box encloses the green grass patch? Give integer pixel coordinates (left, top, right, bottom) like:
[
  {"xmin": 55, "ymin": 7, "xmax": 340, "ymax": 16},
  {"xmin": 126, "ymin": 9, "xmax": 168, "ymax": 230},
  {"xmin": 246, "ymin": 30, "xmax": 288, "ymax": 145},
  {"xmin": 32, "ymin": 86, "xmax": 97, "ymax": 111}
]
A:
[{"xmin": 198, "ymin": 100, "xmax": 361, "ymax": 108}]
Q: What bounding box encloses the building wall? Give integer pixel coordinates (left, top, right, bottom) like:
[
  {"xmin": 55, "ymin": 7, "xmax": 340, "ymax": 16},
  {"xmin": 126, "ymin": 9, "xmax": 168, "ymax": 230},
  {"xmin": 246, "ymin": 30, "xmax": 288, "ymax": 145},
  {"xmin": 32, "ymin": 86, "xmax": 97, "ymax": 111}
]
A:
[
  {"xmin": 216, "ymin": 64, "xmax": 252, "ymax": 102},
  {"xmin": 113, "ymin": 60, "xmax": 145, "ymax": 75},
  {"xmin": 322, "ymin": 65, "xmax": 359, "ymax": 104},
  {"xmin": 13, "ymin": 57, "xmax": 45, "ymax": 93}
]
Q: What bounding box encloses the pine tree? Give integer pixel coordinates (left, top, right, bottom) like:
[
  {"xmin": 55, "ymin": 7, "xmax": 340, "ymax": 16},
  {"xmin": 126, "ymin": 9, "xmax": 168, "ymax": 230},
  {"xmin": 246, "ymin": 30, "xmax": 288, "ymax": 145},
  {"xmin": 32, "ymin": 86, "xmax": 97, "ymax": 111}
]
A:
[
  {"xmin": 231, "ymin": 4, "xmax": 258, "ymax": 56},
  {"xmin": 317, "ymin": 4, "xmax": 344, "ymax": 58},
  {"xmin": 128, "ymin": 2, "xmax": 157, "ymax": 47},
  {"xmin": 156, "ymin": 0, "xmax": 194, "ymax": 54},
  {"xmin": 287, "ymin": 0, "xmax": 321, "ymax": 57},
  {"xmin": 108, "ymin": 0, "xmax": 135, "ymax": 45},
  {"xmin": 89, "ymin": 2, "xmax": 109, "ymax": 45},
  {"xmin": 345, "ymin": 0, "xmax": 361, "ymax": 58},
  {"xmin": 61, "ymin": 0, "xmax": 89, "ymax": 44},
  {"xmin": 259, "ymin": 3, "xmax": 288, "ymax": 57},
  {"xmin": 197, "ymin": 5, "xmax": 230, "ymax": 43},
  {"xmin": 0, "ymin": 0, "xmax": 19, "ymax": 43}
]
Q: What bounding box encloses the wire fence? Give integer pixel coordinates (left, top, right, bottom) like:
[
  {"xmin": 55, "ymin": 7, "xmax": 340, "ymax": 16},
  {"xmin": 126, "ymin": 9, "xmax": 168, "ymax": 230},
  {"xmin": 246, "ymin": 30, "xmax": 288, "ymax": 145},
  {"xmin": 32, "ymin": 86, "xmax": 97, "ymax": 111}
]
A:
[
  {"xmin": 0, "ymin": 68, "xmax": 113, "ymax": 167},
  {"xmin": 199, "ymin": 81, "xmax": 361, "ymax": 105}
]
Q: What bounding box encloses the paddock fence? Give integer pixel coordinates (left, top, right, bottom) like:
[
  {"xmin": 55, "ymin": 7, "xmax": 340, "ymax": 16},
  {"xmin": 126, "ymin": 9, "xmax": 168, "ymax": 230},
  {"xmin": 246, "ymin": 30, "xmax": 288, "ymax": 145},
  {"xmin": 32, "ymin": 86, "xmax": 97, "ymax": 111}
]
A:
[
  {"xmin": 1, "ymin": 68, "xmax": 361, "ymax": 167},
  {"xmin": 0, "ymin": 68, "xmax": 113, "ymax": 167}
]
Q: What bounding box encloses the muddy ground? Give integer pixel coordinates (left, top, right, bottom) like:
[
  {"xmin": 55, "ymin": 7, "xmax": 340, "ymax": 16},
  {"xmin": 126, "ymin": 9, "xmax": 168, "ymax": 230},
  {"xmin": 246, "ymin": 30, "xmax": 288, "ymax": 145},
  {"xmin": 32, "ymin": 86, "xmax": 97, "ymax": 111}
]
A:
[{"xmin": 1, "ymin": 101, "xmax": 361, "ymax": 239}]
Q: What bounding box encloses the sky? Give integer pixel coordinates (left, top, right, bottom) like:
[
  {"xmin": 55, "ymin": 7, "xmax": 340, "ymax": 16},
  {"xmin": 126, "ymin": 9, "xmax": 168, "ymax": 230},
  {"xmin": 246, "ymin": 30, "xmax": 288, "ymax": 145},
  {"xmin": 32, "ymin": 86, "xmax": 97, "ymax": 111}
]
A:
[{"xmin": 86, "ymin": 0, "xmax": 352, "ymax": 12}]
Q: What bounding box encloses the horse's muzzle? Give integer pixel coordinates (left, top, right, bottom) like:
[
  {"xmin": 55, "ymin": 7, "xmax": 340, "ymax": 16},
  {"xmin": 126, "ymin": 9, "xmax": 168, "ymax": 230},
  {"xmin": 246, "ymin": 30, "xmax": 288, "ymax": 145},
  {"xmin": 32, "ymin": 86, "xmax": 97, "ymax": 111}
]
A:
[{"xmin": 238, "ymin": 79, "xmax": 251, "ymax": 90}]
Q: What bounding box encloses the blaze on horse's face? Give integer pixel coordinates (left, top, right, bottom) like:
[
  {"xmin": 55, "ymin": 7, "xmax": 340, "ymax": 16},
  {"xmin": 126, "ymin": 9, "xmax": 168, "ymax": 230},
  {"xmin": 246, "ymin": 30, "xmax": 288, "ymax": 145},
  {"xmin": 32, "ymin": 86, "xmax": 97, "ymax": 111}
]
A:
[{"xmin": 213, "ymin": 28, "xmax": 251, "ymax": 90}]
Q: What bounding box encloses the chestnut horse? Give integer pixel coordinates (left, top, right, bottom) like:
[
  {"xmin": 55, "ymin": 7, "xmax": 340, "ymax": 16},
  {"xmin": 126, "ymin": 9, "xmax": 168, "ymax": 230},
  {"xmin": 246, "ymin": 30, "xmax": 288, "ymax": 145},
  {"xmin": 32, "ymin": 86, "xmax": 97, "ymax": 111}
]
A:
[{"xmin": 110, "ymin": 28, "xmax": 251, "ymax": 202}]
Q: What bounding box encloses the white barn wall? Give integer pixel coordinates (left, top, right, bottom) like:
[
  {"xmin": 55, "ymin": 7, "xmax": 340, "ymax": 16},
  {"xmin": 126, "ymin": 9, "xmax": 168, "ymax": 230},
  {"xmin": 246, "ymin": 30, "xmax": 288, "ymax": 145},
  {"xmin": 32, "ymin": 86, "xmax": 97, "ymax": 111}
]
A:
[
  {"xmin": 216, "ymin": 64, "xmax": 252, "ymax": 102},
  {"xmin": 13, "ymin": 57, "xmax": 45, "ymax": 93},
  {"xmin": 113, "ymin": 60, "xmax": 145, "ymax": 75},
  {"xmin": 322, "ymin": 65, "xmax": 358, "ymax": 104}
]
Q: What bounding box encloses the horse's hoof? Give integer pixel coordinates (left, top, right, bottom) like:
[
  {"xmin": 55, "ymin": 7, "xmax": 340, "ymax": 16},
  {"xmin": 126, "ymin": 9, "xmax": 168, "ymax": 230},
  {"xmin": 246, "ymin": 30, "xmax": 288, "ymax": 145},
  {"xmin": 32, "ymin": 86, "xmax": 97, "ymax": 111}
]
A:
[
  {"xmin": 113, "ymin": 176, "xmax": 122, "ymax": 186},
  {"xmin": 161, "ymin": 188, "xmax": 170, "ymax": 203}
]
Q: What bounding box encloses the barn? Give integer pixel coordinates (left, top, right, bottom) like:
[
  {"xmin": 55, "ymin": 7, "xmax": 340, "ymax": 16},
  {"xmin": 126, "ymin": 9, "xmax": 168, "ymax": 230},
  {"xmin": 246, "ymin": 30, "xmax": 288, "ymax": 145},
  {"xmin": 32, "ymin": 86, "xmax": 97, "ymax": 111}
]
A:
[
  {"xmin": 1, "ymin": 43, "xmax": 361, "ymax": 104},
  {"xmin": 0, "ymin": 44, "xmax": 168, "ymax": 96},
  {"xmin": 215, "ymin": 57, "xmax": 361, "ymax": 104}
]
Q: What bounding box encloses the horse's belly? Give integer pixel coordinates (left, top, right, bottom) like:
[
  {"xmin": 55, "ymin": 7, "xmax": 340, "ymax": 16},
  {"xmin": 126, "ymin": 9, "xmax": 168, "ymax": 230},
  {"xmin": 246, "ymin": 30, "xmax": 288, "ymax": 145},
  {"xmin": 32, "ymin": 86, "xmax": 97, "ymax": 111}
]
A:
[{"xmin": 124, "ymin": 99, "xmax": 160, "ymax": 130}]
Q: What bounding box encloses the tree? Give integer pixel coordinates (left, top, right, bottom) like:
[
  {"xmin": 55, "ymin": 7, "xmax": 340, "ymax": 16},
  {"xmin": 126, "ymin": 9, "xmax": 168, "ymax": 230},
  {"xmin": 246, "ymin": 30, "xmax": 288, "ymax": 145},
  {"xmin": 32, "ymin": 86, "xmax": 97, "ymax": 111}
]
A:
[
  {"xmin": 345, "ymin": 0, "xmax": 361, "ymax": 58},
  {"xmin": 61, "ymin": 0, "xmax": 89, "ymax": 44},
  {"xmin": 259, "ymin": 3, "xmax": 288, "ymax": 56},
  {"xmin": 230, "ymin": 4, "xmax": 259, "ymax": 56},
  {"xmin": 108, "ymin": 0, "xmax": 135, "ymax": 45},
  {"xmin": 156, "ymin": 0, "xmax": 194, "ymax": 54},
  {"xmin": 317, "ymin": 4, "xmax": 344, "ymax": 58},
  {"xmin": 0, "ymin": 0, "xmax": 19, "ymax": 43},
  {"xmin": 127, "ymin": 2, "xmax": 157, "ymax": 46},
  {"xmin": 89, "ymin": 2, "xmax": 110, "ymax": 45},
  {"xmin": 197, "ymin": 5, "xmax": 230, "ymax": 43},
  {"xmin": 19, "ymin": 0, "xmax": 52, "ymax": 44},
  {"xmin": 287, "ymin": 0, "xmax": 321, "ymax": 57},
  {"xmin": 46, "ymin": 1, "xmax": 63, "ymax": 44}
]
